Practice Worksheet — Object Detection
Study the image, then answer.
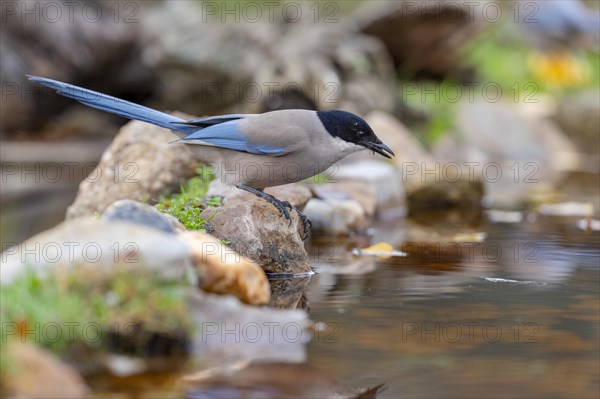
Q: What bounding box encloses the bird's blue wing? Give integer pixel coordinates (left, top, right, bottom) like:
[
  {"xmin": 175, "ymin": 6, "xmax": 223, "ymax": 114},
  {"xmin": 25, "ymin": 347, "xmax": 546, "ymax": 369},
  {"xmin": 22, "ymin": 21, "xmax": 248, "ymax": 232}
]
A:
[
  {"xmin": 179, "ymin": 120, "xmax": 290, "ymax": 156},
  {"xmin": 174, "ymin": 114, "xmax": 255, "ymax": 127}
]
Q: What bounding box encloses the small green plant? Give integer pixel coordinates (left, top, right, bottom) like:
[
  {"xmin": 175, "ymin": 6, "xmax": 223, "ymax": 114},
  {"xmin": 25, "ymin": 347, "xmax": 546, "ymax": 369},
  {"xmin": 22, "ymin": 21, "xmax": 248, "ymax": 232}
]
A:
[
  {"xmin": 156, "ymin": 166, "xmax": 217, "ymax": 230},
  {"xmin": 0, "ymin": 267, "xmax": 190, "ymax": 356}
]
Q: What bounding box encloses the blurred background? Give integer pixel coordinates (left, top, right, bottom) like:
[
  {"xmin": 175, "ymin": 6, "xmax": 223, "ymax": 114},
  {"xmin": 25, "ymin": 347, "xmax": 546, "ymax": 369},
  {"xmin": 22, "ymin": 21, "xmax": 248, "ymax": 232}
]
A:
[{"xmin": 2, "ymin": 0, "xmax": 598, "ymax": 244}]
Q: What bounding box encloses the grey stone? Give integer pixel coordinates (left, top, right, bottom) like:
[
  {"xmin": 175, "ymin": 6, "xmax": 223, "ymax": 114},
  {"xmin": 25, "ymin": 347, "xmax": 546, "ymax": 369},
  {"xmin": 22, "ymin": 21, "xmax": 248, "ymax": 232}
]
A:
[
  {"xmin": 0, "ymin": 218, "xmax": 193, "ymax": 285},
  {"xmin": 303, "ymin": 198, "xmax": 366, "ymax": 235},
  {"xmin": 442, "ymin": 101, "xmax": 582, "ymax": 208},
  {"xmin": 554, "ymin": 89, "xmax": 600, "ymax": 157},
  {"xmin": 334, "ymin": 160, "xmax": 404, "ymax": 208},
  {"xmin": 103, "ymin": 199, "xmax": 185, "ymax": 234}
]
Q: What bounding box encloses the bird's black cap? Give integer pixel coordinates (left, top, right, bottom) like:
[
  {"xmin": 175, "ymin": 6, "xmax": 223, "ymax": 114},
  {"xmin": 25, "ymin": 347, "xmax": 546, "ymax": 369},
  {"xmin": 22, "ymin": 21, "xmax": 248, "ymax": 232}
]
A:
[{"xmin": 317, "ymin": 110, "xmax": 395, "ymax": 158}]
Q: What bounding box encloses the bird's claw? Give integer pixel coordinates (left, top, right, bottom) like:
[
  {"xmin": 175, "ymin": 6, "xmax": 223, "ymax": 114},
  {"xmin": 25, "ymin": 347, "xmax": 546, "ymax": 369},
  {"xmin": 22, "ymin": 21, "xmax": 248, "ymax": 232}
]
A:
[
  {"xmin": 276, "ymin": 202, "xmax": 292, "ymax": 223},
  {"xmin": 297, "ymin": 211, "xmax": 312, "ymax": 241},
  {"xmin": 278, "ymin": 202, "xmax": 312, "ymax": 240}
]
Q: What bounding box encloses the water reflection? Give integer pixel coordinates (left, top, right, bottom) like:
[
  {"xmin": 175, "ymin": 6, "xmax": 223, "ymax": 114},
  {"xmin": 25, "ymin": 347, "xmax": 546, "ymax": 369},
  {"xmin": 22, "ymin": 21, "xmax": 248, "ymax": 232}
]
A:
[
  {"xmin": 304, "ymin": 215, "xmax": 599, "ymax": 398},
  {"xmin": 268, "ymin": 275, "xmax": 312, "ymax": 310},
  {"xmin": 184, "ymin": 363, "xmax": 387, "ymax": 399}
]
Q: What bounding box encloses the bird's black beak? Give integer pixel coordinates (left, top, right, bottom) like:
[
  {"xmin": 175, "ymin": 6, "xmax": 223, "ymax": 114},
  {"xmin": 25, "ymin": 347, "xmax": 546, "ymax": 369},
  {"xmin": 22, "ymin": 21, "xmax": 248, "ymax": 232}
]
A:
[{"xmin": 365, "ymin": 140, "xmax": 395, "ymax": 159}]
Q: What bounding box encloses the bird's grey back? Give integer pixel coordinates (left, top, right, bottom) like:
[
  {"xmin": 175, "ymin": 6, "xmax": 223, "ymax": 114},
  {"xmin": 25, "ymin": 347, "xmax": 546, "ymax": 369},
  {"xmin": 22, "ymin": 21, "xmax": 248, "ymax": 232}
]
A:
[{"xmin": 239, "ymin": 109, "xmax": 326, "ymax": 153}]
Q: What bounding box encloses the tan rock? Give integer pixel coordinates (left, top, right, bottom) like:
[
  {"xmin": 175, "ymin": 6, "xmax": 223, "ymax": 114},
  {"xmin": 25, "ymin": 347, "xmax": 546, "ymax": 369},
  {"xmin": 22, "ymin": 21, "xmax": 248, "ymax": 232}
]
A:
[
  {"xmin": 178, "ymin": 231, "xmax": 270, "ymax": 306},
  {"xmin": 265, "ymin": 184, "xmax": 313, "ymax": 210},
  {"xmin": 66, "ymin": 116, "xmax": 200, "ymax": 219},
  {"xmin": 2, "ymin": 341, "xmax": 89, "ymax": 398},
  {"xmin": 202, "ymin": 181, "xmax": 312, "ymax": 274},
  {"xmin": 202, "ymin": 198, "xmax": 311, "ymax": 274},
  {"xmin": 207, "ymin": 181, "xmax": 312, "ymax": 210}
]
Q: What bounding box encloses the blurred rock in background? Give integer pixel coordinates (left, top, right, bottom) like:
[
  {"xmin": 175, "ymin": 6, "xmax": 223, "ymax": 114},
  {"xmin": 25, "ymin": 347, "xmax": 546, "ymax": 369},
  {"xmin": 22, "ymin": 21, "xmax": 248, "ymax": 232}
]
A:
[
  {"xmin": 0, "ymin": 0, "xmax": 153, "ymax": 137},
  {"xmin": 357, "ymin": 0, "xmax": 485, "ymax": 80},
  {"xmin": 139, "ymin": 1, "xmax": 395, "ymax": 116}
]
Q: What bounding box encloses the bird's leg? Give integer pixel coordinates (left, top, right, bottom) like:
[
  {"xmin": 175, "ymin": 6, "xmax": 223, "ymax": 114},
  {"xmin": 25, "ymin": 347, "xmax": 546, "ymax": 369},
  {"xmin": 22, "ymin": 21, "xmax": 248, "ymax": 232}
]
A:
[
  {"xmin": 236, "ymin": 184, "xmax": 292, "ymax": 223},
  {"xmin": 236, "ymin": 184, "xmax": 312, "ymax": 240}
]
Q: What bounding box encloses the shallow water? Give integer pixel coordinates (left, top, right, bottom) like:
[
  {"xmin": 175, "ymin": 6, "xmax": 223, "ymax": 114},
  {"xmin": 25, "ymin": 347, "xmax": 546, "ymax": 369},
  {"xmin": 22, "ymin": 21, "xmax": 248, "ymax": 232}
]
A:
[
  {"xmin": 303, "ymin": 215, "xmax": 600, "ymax": 398},
  {"xmin": 85, "ymin": 213, "xmax": 600, "ymax": 398}
]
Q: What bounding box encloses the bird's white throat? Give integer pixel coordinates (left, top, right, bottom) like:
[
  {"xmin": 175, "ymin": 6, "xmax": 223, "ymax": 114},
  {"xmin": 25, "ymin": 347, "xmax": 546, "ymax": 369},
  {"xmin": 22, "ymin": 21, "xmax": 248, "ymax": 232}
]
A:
[{"xmin": 333, "ymin": 137, "xmax": 365, "ymax": 156}]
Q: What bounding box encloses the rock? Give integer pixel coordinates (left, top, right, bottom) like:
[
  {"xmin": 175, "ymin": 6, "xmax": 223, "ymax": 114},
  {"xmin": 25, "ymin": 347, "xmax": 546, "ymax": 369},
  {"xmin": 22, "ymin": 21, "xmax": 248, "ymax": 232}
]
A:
[
  {"xmin": 0, "ymin": 218, "xmax": 193, "ymax": 285},
  {"xmin": 307, "ymin": 160, "xmax": 403, "ymax": 236},
  {"xmin": 554, "ymin": 89, "xmax": 600, "ymax": 157},
  {"xmin": 265, "ymin": 184, "xmax": 313, "ymax": 210},
  {"xmin": 440, "ymin": 101, "xmax": 582, "ymax": 208},
  {"xmin": 576, "ymin": 218, "xmax": 600, "ymax": 232},
  {"xmin": 140, "ymin": 1, "xmax": 395, "ymax": 116},
  {"xmin": 406, "ymin": 178, "xmax": 484, "ymax": 214},
  {"xmin": 103, "ymin": 199, "xmax": 186, "ymax": 234},
  {"xmin": 365, "ymin": 111, "xmax": 434, "ymax": 166},
  {"xmin": 1, "ymin": 0, "xmax": 147, "ymax": 135},
  {"xmin": 207, "ymin": 181, "xmax": 313, "ymax": 210},
  {"xmin": 486, "ymin": 210, "xmax": 525, "ymax": 224},
  {"xmin": 66, "ymin": 117, "xmax": 200, "ymax": 219},
  {"xmin": 4, "ymin": 200, "xmax": 273, "ymax": 305},
  {"xmin": 358, "ymin": 0, "xmax": 484, "ymax": 78},
  {"xmin": 539, "ymin": 202, "xmax": 594, "ymax": 217},
  {"xmin": 201, "ymin": 201, "xmax": 310, "ymax": 274},
  {"xmin": 340, "ymin": 112, "xmax": 431, "ymax": 206},
  {"xmin": 334, "ymin": 160, "xmax": 404, "ymax": 208},
  {"xmin": 312, "ymin": 181, "xmax": 378, "ymax": 217},
  {"xmin": 187, "ymin": 291, "xmax": 309, "ymax": 365},
  {"xmin": 356, "ymin": 109, "xmax": 488, "ymax": 215},
  {"xmin": 303, "ymin": 198, "xmax": 366, "ymax": 235},
  {"xmin": 201, "ymin": 181, "xmax": 312, "ymax": 274},
  {"xmin": 178, "ymin": 231, "xmax": 270, "ymax": 306},
  {"xmin": 1, "ymin": 341, "xmax": 89, "ymax": 398}
]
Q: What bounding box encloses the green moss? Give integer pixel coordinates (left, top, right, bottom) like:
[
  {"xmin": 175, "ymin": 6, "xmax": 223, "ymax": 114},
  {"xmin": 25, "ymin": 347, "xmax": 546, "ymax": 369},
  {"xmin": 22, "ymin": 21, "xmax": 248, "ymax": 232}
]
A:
[
  {"xmin": 0, "ymin": 267, "xmax": 190, "ymax": 356},
  {"xmin": 156, "ymin": 166, "xmax": 219, "ymax": 230}
]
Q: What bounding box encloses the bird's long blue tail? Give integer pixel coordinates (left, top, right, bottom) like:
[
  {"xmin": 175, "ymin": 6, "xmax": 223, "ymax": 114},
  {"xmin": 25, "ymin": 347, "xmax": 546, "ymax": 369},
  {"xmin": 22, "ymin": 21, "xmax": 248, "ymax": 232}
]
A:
[{"xmin": 27, "ymin": 75, "xmax": 198, "ymax": 135}]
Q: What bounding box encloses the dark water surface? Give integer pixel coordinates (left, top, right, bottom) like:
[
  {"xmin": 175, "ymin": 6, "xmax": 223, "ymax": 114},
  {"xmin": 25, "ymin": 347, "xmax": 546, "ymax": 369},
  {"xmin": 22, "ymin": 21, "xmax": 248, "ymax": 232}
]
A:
[{"xmin": 304, "ymin": 216, "xmax": 600, "ymax": 398}]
